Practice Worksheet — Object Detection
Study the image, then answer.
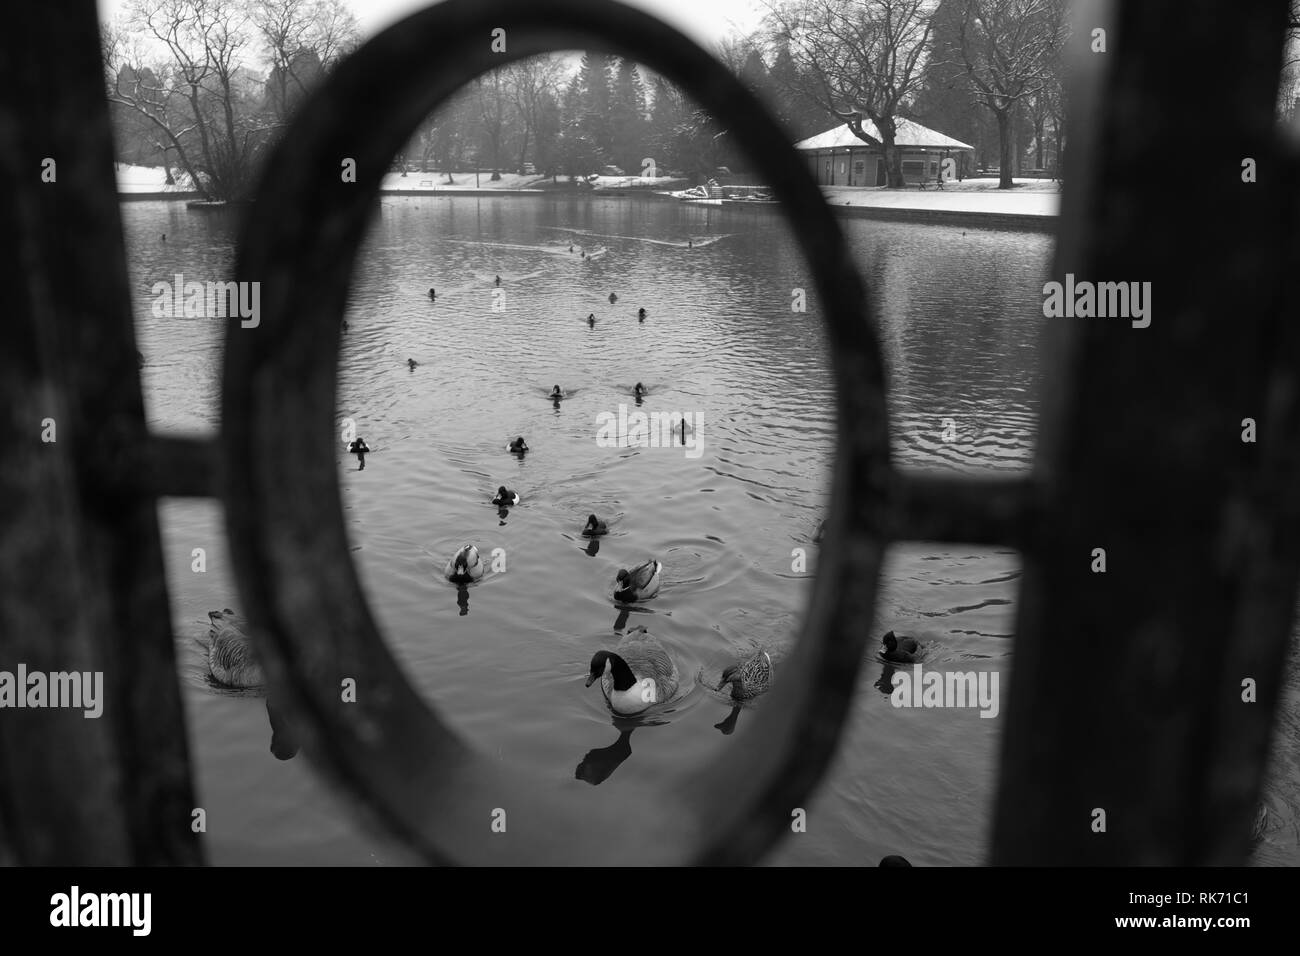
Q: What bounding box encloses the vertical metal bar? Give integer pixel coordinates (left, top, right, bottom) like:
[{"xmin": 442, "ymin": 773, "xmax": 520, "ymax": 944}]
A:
[
  {"xmin": 992, "ymin": 0, "xmax": 1297, "ymax": 864},
  {"xmin": 0, "ymin": 1, "xmax": 203, "ymax": 865}
]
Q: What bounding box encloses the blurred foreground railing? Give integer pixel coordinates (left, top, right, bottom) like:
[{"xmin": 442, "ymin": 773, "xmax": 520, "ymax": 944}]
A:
[{"xmin": 0, "ymin": 0, "xmax": 1297, "ymax": 865}]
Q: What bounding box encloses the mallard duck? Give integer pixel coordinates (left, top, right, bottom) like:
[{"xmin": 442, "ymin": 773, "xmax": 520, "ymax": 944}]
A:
[
  {"xmin": 586, "ymin": 626, "xmax": 680, "ymax": 715},
  {"xmin": 492, "ymin": 485, "xmax": 520, "ymax": 506},
  {"xmin": 608, "ymin": 292, "xmax": 618, "ymax": 304},
  {"xmin": 444, "ymin": 544, "xmax": 484, "ymax": 583},
  {"xmin": 428, "ymin": 287, "xmax": 436, "ymax": 300},
  {"xmin": 407, "ymin": 358, "xmax": 419, "ymax": 370},
  {"xmin": 507, "ymin": 436, "xmax": 529, "ymax": 454},
  {"xmin": 582, "ymin": 514, "xmax": 608, "ymax": 536},
  {"xmin": 614, "ymin": 559, "xmax": 661, "ymax": 602},
  {"xmin": 718, "ymin": 649, "xmax": 773, "ymax": 700},
  {"xmin": 882, "ymin": 630, "xmax": 922, "ymax": 664},
  {"xmin": 637, "ymin": 308, "xmax": 646, "ymax": 322},
  {"xmin": 495, "ymin": 274, "xmax": 501, "ymax": 286},
  {"xmin": 205, "ymin": 609, "xmax": 265, "ymax": 688},
  {"xmin": 587, "ymin": 313, "xmax": 596, "ymax": 327},
  {"xmin": 633, "ymin": 382, "xmax": 646, "ymax": 400},
  {"xmin": 550, "ymin": 385, "xmax": 565, "ymax": 400}
]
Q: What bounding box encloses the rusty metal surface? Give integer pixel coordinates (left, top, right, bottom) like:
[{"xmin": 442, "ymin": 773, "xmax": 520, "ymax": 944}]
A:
[{"xmin": 0, "ymin": 1, "xmax": 202, "ymax": 865}]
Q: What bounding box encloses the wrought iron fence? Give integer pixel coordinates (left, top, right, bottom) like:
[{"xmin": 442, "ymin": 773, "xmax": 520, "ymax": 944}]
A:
[{"xmin": 0, "ymin": 0, "xmax": 1296, "ymax": 866}]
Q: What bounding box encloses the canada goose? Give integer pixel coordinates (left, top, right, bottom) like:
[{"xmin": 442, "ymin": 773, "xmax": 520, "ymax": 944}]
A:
[{"xmin": 586, "ymin": 626, "xmax": 680, "ymax": 716}]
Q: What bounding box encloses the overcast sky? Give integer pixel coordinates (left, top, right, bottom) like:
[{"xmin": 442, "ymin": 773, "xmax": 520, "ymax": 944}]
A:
[{"xmin": 97, "ymin": 0, "xmax": 767, "ymax": 50}]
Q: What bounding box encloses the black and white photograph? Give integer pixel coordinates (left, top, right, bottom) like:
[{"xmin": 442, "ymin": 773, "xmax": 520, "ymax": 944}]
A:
[{"xmin": 0, "ymin": 0, "xmax": 1295, "ymax": 932}]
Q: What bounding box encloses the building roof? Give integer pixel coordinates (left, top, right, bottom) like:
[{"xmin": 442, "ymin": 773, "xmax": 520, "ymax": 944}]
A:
[{"xmin": 794, "ymin": 119, "xmax": 973, "ymax": 151}]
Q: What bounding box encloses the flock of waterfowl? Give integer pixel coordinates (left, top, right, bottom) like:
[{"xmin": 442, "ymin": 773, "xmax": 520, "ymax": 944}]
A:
[
  {"xmin": 197, "ymin": 268, "xmax": 926, "ymax": 783},
  {"xmin": 185, "ymin": 253, "xmax": 930, "ymax": 865}
]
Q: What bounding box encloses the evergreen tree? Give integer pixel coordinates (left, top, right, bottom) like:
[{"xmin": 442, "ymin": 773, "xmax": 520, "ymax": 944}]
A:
[{"xmin": 609, "ymin": 58, "xmax": 648, "ymax": 174}]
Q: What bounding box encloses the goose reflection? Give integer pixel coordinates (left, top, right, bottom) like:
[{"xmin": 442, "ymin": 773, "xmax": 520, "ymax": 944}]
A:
[
  {"xmin": 266, "ymin": 700, "xmax": 301, "ymax": 760},
  {"xmin": 584, "ymin": 536, "xmax": 600, "ymax": 556},
  {"xmin": 575, "ymin": 723, "xmax": 635, "ymax": 785},
  {"xmin": 613, "ymin": 608, "xmax": 630, "ymax": 632}
]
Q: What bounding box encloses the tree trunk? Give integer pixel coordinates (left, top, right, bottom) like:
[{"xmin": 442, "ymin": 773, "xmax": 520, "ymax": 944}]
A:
[
  {"xmin": 997, "ymin": 109, "xmax": 1013, "ymax": 189},
  {"xmin": 881, "ymin": 140, "xmax": 904, "ymax": 188}
]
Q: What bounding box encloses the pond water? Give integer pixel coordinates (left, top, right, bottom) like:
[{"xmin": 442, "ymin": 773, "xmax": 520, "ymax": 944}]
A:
[{"xmin": 121, "ymin": 194, "xmax": 1299, "ymax": 865}]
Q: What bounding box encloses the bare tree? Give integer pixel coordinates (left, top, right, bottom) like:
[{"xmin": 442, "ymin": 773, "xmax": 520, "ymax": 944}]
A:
[
  {"xmin": 106, "ymin": 0, "xmax": 355, "ymax": 200},
  {"xmin": 103, "ymin": 20, "xmax": 206, "ymax": 191},
  {"xmin": 253, "ymin": 0, "xmax": 358, "ymax": 122},
  {"xmin": 507, "ymin": 55, "xmax": 566, "ymax": 173},
  {"xmin": 764, "ymin": 0, "xmax": 936, "ymax": 188},
  {"xmin": 954, "ymin": 0, "xmax": 1065, "ymax": 189}
]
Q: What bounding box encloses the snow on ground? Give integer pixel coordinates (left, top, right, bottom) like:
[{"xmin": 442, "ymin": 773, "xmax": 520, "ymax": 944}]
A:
[
  {"xmin": 114, "ymin": 164, "xmax": 1059, "ymax": 216},
  {"xmin": 821, "ymin": 178, "xmax": 1060, "ymax": 216},
  {"xmin": 381, "ymin": 170, "xmax": 553, "ymax": 190},
  {"xmin": 115, "ymin": 163, "xmax": 194, "ymax": 193}
]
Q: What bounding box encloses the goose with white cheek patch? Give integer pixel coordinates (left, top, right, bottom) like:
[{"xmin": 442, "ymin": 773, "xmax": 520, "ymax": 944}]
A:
[
  {"xmin": 614, "ymin": 558, "xmax": 661, "ymax": 602},
  {"xmin": 586, "ymin": 626, "xmax": 680, "ymax": 716}
]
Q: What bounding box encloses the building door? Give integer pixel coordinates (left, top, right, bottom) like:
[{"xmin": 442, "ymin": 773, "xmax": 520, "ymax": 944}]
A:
[{"xmin": 876, "ymin": 159, "xmax": 887, "ymax": 186}]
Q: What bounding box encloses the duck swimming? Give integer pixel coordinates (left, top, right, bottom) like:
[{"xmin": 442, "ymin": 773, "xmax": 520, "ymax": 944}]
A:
[
  {"xmin": 492, "ymin": 485, "xmax": 520, "ymax": 506},
  {"xmin": 881, "ymin": 630, "xmax": 922, "ymax": 664},
  {"xmin": 587, "ymin": 313, "xmax": 595, "ymax": 327},
  {"xmin": 614, "ymin": 558, "xmax": 661, "ymax": 602},
  {"xmin": 507, "ymin": 436, "xmax": 529, "ymax": 454},
  {"xmin": 444, "ymin": 544, "xmax": 485, "ymax": 584},
  {"xmin": 633, "ymin": 382, "xmax": 646, "ymax": 400},
  {"xmin": 550, "ymin": 385, "xmax": 565, "ymax": 400},
  {"xmin": 718, "ymin": 649, "xmax": 773, "ymax": 700},
  {"xmin": 428, "ymin": 287, "xmax": 436, "ymax": 300},
  {"xmin": 348, "ymin": 437, "xmax": 370, "ymax": 469},
  {"xmin": 582, "ymin": 514, "xmax": 608, "ymax": 536},
  {"xmin": 495, "ymin": 274, "xmax": 501, "ymax": 286},
  {"xmin": 407, "ymin": 358, "xmax": 419, "ymax": 370},
  {"xmin": 204, "ymin": 609, "xmax": 265, "ymax": 688},
  {"xmin": 637, "ymin": 308, "xmax": 646, "ymax": 322},
  {"xmin": 586, "ymin": 626, "xmax": 680, "ymax": 716},
  {"xmin": 608, "ymin": 292, "xmax": 618, "ymax": 304}
]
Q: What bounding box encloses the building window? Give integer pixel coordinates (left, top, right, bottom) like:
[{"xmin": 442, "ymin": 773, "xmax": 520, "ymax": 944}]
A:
[
  {"xmin": 902, "ymin": 160, "xmax": 924, "ymax": 178},
  {"xmin": 854, "ymin": 161, "xmax": 865, "ymax": 176}
]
